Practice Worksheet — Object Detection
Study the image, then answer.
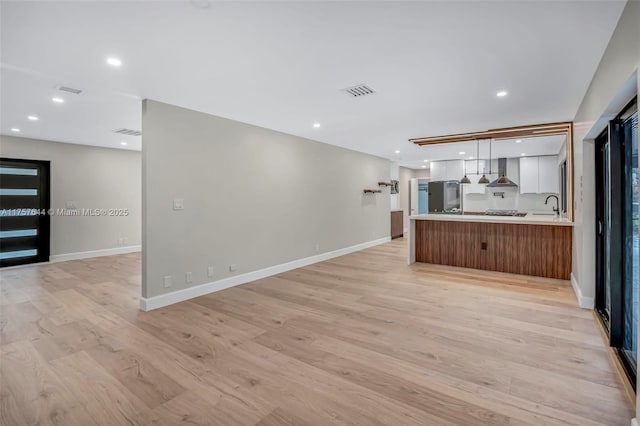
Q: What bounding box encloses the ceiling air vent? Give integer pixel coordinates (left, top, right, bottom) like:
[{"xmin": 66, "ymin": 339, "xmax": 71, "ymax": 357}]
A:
[
  {"xmin": 113, "ymin": 128, "xmax": 142, "ymax": 137},
  {"xmin": 341, "ymin": 84, "xmax": 375, "ymax": 98},
  {"xmin": 55, "ymin": 85, "xmax": 83, "ymax": 95}
]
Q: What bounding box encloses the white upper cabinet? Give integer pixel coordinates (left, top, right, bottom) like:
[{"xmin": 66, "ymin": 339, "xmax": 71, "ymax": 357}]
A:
[
  {"xmin": 429, "ymin": 161, "xmax": 447, "ymax": 181},
  {"xmin": 519, "ymin": 157, "xmax": 539, "ymax": 194},
  {"xmin": 430, "ymin": 160, "xmax": 464, "ymax": 182},
  {"xmin": 445, "ymin": 160, "xmax": 464, "ymax": 181},
  {"xmin": 538, "ymin": 156, "xmax": 559, "ymax": 193},
  {"xmin": 519, "ymin": 156, "xmax": 559, "ymax": 194}
]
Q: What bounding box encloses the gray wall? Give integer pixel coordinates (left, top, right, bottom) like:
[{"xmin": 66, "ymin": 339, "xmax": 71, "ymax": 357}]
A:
[
  {"xmin": 0, "ymin": 135, "xmax": 141, "ymax": 258},
  {"xmin": 570, "ymin": 0, "xmax": 639, "ymax": 414},
  {"xmin": 142, "ymin": 100, "xmax": 390, "ymax": 299},
  {"xmin": 572, "ymin": 0, "xmax": 639, "ymax": 299}
]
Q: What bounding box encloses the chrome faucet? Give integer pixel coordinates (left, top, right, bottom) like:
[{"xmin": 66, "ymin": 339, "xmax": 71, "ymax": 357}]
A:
[{"xmin": 545, "ymin": 194, "xmax": 560, "ymax": 216}]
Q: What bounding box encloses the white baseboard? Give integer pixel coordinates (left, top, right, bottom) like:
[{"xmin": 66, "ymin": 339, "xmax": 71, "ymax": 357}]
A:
[
  {"xmin": 140, "ymin": 236, "xmax": 391, "ymax": 311},
  {"xmin": 570, "ymin": 272, "xmax": 594, "ymax": 309},
  {"xmin": 50, "ymin": 245, "xmax": 141, "ymax": 263},
  {"xmin": 631, "ymin": 418, "xmax": 638, "ymax": 426}
]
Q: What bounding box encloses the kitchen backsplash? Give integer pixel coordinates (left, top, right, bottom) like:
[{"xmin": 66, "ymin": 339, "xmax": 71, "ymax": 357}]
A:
[{"xmin": 463, "ymin": 189, "xmax": 557, "ymax": 214}]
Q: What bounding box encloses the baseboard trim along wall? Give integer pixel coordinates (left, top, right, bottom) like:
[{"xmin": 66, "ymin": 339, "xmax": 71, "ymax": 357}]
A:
[
  {"xmin": 140, "ymin": 236, "xmax": 391, "ymax": 311},
  {"xmin": 570, "ymin": 272, "xmax": 595, "ymax": 309},
  {"xmin": 50, "ymin": 245, "xmax": 141, "ymax": 263}
]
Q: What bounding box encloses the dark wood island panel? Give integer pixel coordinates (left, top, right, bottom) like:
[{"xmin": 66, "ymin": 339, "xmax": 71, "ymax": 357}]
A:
[{"xmin": 415, "ymin": 220, "xmax": 572, "ymax": 280}]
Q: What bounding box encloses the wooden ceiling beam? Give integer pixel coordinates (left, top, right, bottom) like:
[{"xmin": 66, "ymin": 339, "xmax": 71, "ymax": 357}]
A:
[{"xmin": 410, "ymin": 121, "xmax": 572, "ymax": 146}]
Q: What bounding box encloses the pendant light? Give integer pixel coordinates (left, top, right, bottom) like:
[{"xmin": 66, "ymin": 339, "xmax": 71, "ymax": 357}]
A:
[
  {"xmin": 478, "ymin": 138, "xmax": 491, "ymax": 184},
  {"xmin": 460, "ymin": 152, "xmax": 471, "ymax": 184}
]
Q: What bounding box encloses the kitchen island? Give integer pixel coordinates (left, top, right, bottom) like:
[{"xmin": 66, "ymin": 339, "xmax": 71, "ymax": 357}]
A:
[{"xmin": 408, "ymin": 213, "xmax": 573, "ymax": 280}]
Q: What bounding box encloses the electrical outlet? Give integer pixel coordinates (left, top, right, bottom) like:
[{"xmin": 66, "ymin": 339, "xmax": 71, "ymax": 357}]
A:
[
  {"xmin": 229, "ymin": 264, "xmax": 237, "ymax": 272},
  {"xmin": 163, "ymin": 275, "xmax": 172, "ymax": 288},
  {"xmin": 207, "ymin": 266, "xmax": 215, "ymax": 278},
  {"xmin": 185, "ymin": 272, "xmax": 193, "ymax": 283},
  {"xmin": 173, "ymin": 198, "xmax": 184, "ymax": 210}
]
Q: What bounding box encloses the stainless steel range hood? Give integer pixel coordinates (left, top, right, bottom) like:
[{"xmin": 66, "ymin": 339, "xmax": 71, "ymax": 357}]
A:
[{"xmin": 487, "ymin": 158, "xmax": 517, "ymax": 188}]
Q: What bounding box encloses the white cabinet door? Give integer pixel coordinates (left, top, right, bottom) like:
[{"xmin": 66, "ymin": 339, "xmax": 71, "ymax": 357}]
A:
[
  {"xmin": 430, "ymin": 162, "xmax": 446, "ymax": 181},
  {"xmin": 538, "ymin": 156, "xmax": 559, "ymax": 193},
  {"xmin": 445, "ymin": 160, "xmax": 464, "ymax": 181},
  {"xmin": 519, "ymin": 157, "xmax": 539, "ymax": 194}
]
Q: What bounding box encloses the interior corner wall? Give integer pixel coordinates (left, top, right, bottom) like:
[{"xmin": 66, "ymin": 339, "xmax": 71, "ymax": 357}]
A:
[
  {"xmin": 398, "ymin": 167, "xmax": 413, "ymax": 233},
  {"xmin": 141, "ymin": 99, "xmax": 390, "ymax": 300},
  {"xmin": 572, "ymin": 0, "xmax": 639, "ymax": 301},
  {"xmin": 0, "ymin": 135, "xmax": 141, "ymax": 259}
]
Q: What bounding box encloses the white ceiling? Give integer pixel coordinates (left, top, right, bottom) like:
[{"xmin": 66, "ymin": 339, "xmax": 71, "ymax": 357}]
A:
[{"xmin": 0, "ymin": 1, "xmax": 626, "ymax": 161}]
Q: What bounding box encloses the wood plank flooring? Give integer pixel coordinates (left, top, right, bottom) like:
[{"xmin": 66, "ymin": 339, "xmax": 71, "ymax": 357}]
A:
[{"xmin": 0, "ymin": 238, "xmax": 634, "ymax": 425}]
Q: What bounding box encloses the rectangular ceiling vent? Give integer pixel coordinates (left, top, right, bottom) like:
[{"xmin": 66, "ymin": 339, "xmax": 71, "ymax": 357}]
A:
[
  {"xmin": 341, "ymin": 84, "xmax": 375, "ymax": 98},
  {"xmin": 55, "ymin": 85, "xmax": 83, "ymax": 95},
  {"xmin": 113, "ymin": 128, "xmax": 142, "ymax": 137}
]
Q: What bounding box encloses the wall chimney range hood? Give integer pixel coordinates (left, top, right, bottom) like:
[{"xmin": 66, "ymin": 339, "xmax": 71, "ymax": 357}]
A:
[{"xmin": 487, "ymin": 158, "xmax": 518, "ymax": 188}]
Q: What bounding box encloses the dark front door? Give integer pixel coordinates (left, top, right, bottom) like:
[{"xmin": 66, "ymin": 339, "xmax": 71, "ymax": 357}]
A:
[{"xmin": 0, "ymin": 158, "xmax": 50, "ymax": 267}]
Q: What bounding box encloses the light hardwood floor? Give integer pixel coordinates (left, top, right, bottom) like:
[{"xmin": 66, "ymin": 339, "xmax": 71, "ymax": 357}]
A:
[{"xmin": 0, "ymin": 238, "xmax": 634, "ymax": 425}]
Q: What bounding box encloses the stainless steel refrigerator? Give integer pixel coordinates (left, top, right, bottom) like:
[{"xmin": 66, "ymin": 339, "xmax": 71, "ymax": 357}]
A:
[{"xmin": 428, "ymin": 181, "xmax": 461, "ymax": 213}]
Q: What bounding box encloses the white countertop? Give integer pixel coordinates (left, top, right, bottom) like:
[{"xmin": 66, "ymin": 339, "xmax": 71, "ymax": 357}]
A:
[{"xmin": 409, "ymin": 213, "xmax": 573, "ymax": 226}]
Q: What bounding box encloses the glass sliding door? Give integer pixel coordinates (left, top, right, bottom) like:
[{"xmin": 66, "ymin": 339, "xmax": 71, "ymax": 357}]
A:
[
  {"xmin": 596, "ymin": 131, "xmax": 612, "ymax": 328},
  {"xmin": 595, "ymin": 97, "xmax": 638, "ymax": 389},
  {"xmin": 620, "ymin": 99, "xmax": 638, "ymax": 371}
]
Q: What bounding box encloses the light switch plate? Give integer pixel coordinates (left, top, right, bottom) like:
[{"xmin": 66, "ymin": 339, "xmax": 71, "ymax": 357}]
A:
[
  {"xmin": 173, "ymin": 199, "xmax": 184, "ymax": 210},
  {"xmin": 207, "ymin": 266, "xmax": 215, "ymax": 278},
  {"xmin": 229, "ymin": 264, "xmax": 237, "ymax": 272},
  {"xmin": 163, "ymin": 275, "xmax": 172, "ymax": 288},
  {"xmin": 185, "ymin": 272, "xmax": 193, "ymax": 283}
]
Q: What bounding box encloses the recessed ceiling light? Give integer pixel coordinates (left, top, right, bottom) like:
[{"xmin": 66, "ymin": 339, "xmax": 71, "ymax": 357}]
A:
[
  {"xmin": 27, "ymin": 115, "xmax": 39, "ymax": 121},
  {"xmin": 10, "ymin": 128, "xmax": 20, "ymax": 132},
  {"xmin": 421, "ymin": 165, "xmax": 427, "ymax": 168},
  {"xmin": 468, "ymin": 156, "xmax": 474, "ymax": 160},
  {"xmin": 496, "ymin": 91, "xmax": 508, "ymax": 97},
  {"xmin": 423, "ymin": 159, "xmax": 429, "ymax": 162},
  {"xmin": 52, "ymin": 97, "xmax": 64, "ymax": 103},
  {"xmin": 394, "ymin": 150, "xmax": 400, "ymax": 154},
  {"xmin": 516, "ymin": 139, "xmax": 522, "ymax": 143},
  {"xmin": 106, "ymin": 57, "xmax": 122, "ymax": 67},
  {"xmin": 313, "ymin": 123, "xmax": 320, "ymax": 128},
  {"xmin": 459, "ymin": 151, "xmax": 466, "ymax": 155},
  {"xmin": 120, "ymin": 142, "xmax": 128, "ymax": 146},
  {"xmin": 521, "ymin": 153, "xmax": 526, "ymax": 156}
]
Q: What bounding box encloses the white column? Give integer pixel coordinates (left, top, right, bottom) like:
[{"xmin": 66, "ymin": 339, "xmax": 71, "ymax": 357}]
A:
[{"xmin": 408, "ymin": 218, "xmax": 416, "ymax": 264}]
